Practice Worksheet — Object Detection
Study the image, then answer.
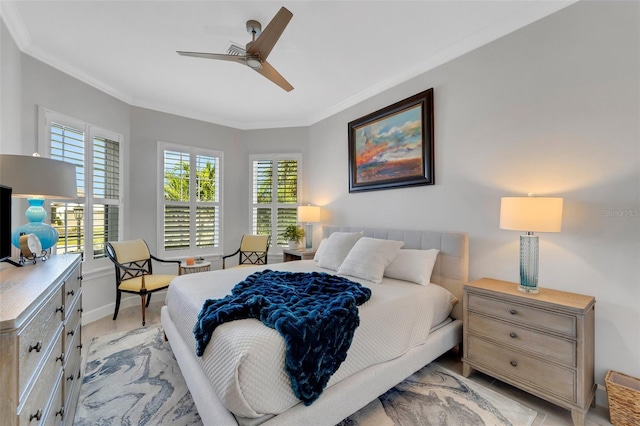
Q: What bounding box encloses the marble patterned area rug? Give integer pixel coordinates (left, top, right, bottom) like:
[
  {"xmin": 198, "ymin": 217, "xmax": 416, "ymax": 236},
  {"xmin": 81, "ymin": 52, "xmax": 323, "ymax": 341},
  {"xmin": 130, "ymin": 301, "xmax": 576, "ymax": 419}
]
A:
[
  {"xmin": 75, "ymin": 325, "xmax": 537, "ymax": 426},
  {"xmin": 338, "ymin": 363, "xmax": 538, "ymax": 426},
  {"xmin": 74, "ymin": 326, "xmax": 202, "ymax": 425}
]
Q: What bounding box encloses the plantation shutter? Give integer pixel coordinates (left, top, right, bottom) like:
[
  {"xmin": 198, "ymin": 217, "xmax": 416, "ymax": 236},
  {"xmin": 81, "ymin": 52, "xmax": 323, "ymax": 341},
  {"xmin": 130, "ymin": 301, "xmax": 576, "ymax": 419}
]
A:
[
  {"xmin": 49, "ymin": 122, "xmax": 85, "ymax": 255},
  {"xmin": 163, "ymin": 150, "xmax": 190, "ymax": 250},
  {"xmin": 161, "ymin": 145, "xmax": 222, "ymax": 254},
  {"xmin": 276, "ymin": 160, "xmax": 298, "ymax": 246},
  {"xmin": 251, "ymin": 155, "xmax": 300, "ymax": 247},
  {"xmin": 41, "ymin": 108, "xmax": 124, "ymax": 266},
  {"xmin": 195, "ymin": 154, "xmax": 219, "ymax": 248},
  {"xmin": 92, "ymin": 136, "xmax": 120, "ymax": 258}
]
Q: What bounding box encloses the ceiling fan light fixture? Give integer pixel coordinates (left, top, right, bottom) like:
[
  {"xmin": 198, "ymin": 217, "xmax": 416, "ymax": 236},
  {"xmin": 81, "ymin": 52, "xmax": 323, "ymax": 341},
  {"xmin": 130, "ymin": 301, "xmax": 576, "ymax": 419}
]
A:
[{"xmin": 246, "ymin": 57, "xmax": 262, "ymax": 69}]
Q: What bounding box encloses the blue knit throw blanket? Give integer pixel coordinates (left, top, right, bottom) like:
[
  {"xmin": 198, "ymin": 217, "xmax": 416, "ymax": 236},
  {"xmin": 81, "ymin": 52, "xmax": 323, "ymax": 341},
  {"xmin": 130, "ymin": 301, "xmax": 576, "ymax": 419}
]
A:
[{"xmin": 193, "ymin": 269, "xmax": 371, "ymax": 405}]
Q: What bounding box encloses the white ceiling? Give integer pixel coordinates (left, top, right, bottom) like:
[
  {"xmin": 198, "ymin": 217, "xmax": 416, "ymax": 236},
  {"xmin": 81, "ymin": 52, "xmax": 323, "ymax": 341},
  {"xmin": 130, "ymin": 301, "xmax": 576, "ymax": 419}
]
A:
[{"xmin": 1, "ymin": 1, "xmax": 575, "ymax": 130}]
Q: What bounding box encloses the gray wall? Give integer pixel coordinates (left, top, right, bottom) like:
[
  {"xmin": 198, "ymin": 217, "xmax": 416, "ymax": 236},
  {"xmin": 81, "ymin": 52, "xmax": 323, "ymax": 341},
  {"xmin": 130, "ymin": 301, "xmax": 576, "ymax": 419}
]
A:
[
  {"xmin": 307, "ymin": 0, "xmax": 640, "ymax": 388},
  {"xmin": 1, "ymin": 19, "xmax": 21, "ymax": 154}
]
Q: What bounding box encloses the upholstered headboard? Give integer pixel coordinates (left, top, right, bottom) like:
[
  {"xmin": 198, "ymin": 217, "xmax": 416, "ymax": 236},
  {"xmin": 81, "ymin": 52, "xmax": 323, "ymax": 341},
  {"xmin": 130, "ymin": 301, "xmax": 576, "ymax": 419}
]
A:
[{"xmin": 322, "ymin": 226, "xmax": 469, "ymax": 320}]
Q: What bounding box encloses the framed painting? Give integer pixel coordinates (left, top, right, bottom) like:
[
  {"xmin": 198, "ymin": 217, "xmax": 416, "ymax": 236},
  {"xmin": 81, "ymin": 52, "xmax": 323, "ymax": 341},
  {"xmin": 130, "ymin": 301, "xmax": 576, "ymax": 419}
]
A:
[{"xmin": 348, "ymin": 89, "xmax": 434, "ymax": 193}]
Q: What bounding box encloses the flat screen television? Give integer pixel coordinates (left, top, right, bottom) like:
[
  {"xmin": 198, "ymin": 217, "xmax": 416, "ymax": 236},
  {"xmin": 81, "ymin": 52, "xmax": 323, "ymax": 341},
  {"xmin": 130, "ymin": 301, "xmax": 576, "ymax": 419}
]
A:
[{"xmin": 0, "ymin": 184, "xmax": 13, "ymax": 263}]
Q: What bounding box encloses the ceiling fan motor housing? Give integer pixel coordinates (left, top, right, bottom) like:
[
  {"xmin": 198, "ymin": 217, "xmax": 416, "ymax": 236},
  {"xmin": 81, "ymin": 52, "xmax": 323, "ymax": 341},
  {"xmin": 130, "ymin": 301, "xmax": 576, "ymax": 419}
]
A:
[{"xmin": 246, "ymin": 20, "xmax": 262, "ymax": 37}]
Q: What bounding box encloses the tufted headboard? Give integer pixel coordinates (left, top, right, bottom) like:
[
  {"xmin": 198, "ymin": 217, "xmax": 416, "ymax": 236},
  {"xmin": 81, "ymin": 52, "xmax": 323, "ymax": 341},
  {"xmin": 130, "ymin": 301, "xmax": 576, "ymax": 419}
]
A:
[{"xmin": 322, "ymin": 226, "xmax": 469, "ymax": 320}]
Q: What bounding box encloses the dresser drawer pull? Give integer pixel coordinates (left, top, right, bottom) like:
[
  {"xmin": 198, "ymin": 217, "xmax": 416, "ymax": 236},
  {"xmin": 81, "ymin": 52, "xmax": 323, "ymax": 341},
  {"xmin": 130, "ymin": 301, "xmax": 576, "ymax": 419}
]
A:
[
  {"xmin": 56, "ymin": 353, "xmax": 65, "ymax": 363},
  {"xmin": 509, "ymin": 332, "xmax": 517, "ymax": 338},
  {"xmin": 77, "ymin": 343, "xmax": 83, "ymax": 350},
  {"xmin": 67, "ymin": 330, "xmax": 75, "ymax": 336},
  {"xmin": 56, "ymin": 407, "xmax": 65, "ymax": 419},
  {"xmin": 509, "ymin": 309, "xmax": 517, "ymax": 315},
  {"xmin": 28, "ymin": 341, "xmax": 42, "ymax": 353},
  {"xmin": 78, "ymin": 307, "xmax": 84, "ymax": 313},
  {"xmin": 67, "ymin": 374, "xmax": 75, "ymax": 381},
  {"xmin": 30, "ymin": 409, "xmax": 42, "ymax": 421},
  {"xmin": 56, "ymin": 304, "xmax": 65, "ymax": 314},
  {"xmin": 510, "ymin": 360, "xmax": 518, "ymax": 367},
  {"xmin": 67, "ymin": 289, "xmax": 74, "ymax": 296}
]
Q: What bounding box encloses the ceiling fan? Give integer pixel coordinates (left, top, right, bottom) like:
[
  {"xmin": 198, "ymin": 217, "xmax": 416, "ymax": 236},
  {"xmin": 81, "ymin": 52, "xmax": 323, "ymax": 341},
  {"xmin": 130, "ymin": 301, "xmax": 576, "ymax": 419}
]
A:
[{"xmin": 177, "ymin": 7, "xmax": 294, "ymax": 92}]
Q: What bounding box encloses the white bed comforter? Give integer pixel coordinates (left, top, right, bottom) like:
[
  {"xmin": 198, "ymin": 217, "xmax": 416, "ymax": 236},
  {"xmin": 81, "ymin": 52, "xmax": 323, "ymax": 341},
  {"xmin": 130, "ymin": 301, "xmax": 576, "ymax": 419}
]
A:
[{"xmin": 165, "ymin": 260, "xmax": 455, "ymax": 419}]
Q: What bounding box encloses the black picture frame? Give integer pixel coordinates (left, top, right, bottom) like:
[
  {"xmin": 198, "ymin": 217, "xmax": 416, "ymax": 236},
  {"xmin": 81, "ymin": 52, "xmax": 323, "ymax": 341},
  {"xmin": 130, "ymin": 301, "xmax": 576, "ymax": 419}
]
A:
[{"xmin": 348, "ymin": 89, "xmax": 434, "ymax": 193}]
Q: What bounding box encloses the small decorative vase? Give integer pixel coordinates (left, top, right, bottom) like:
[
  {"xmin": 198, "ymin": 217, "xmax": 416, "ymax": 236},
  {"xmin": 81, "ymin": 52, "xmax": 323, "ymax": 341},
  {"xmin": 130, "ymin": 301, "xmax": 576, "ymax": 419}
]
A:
[{"xmin": 288, "ymin": 241, "xmax": 299, "ymax": 249}]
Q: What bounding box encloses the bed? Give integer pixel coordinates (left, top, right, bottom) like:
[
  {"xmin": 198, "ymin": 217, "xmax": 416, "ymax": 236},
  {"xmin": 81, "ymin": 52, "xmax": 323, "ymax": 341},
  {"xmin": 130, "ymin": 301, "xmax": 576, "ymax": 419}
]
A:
[{"xmin": 161, "ymin": 226, "xmax": 469, "ymax": 426}]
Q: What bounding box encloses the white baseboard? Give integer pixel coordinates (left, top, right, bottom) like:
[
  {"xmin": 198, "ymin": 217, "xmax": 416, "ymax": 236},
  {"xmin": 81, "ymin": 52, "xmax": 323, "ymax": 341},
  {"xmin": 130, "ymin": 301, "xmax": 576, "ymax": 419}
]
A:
[{"xmin": 596, "ymin": 383, "xmax": 608, "ymax": 408}]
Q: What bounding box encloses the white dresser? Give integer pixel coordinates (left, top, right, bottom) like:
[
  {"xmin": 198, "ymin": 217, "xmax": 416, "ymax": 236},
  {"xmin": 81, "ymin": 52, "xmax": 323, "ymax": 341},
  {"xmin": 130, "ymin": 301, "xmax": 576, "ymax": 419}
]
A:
[{"xmin": 0, "ymin": 254, "xmax": 83, "ymax": 425}]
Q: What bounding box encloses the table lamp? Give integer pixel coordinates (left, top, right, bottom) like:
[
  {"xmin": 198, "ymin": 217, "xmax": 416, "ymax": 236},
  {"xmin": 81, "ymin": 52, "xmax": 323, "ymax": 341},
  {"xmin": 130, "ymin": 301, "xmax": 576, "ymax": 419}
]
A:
[
  {"xmin": 499, "ymin": 194, "xmax": 563, "ymax": 293},
  {"xmin": 297, "ymin": 205, "xmax": 320, "ymax": 250},
  {"xmin": 0, "ymin": 154, "xmax": 78, "ymax": 256}
]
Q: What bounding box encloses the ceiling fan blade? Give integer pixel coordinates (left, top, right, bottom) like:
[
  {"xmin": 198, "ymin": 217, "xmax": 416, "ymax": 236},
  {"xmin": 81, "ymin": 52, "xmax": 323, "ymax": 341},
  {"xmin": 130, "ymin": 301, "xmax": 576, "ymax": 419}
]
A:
[
  {"xmin": 246, "ymin": 7, "xmax": 293, "ymax": 60},
  {"xmin": 255, "ymin": 60, "xmax": 294, "ymax": 92},
  {"xmin": 177, "ymin": 51, "xmax": 246, "ymax": 64}
]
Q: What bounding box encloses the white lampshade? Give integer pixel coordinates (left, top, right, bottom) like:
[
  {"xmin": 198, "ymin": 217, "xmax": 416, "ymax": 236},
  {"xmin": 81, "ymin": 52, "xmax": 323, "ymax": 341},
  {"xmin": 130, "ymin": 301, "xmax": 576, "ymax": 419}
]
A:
[
  {"xmin": 500, "ymin": 197, "xmax": 563, "ymax": 233},
  {"xmin": 0, "ymin": 154, "xmax": 78, "ymax": 253},
  {"xmin": 0, "ymin": 154, "xmax": 78, "ymax": 199},
  {"xmin": 297, "ymin": 205, "xmax": 320, "ymax": 223}
]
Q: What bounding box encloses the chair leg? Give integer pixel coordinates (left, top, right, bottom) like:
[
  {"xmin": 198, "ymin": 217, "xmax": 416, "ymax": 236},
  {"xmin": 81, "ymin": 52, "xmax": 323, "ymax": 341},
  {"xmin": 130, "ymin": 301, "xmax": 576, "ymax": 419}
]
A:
[
  {"xmin": 141, "ymin": 293, "xmax": 146, "ymax": 326},
  {"xmin": 146, "ymin": 292, "xmax": 152, "ymax": 307},
  {"xmin": 113, "ymin": 290, "xmax": 122, "ymax": 320}
]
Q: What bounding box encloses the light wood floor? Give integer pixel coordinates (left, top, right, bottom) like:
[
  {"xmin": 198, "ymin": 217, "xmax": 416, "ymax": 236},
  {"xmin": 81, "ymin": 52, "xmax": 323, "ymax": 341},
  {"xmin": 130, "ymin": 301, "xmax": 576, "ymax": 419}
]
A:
[{"xmin": 83, "ymin": 302, "xmax": 612, "ymax": 426}]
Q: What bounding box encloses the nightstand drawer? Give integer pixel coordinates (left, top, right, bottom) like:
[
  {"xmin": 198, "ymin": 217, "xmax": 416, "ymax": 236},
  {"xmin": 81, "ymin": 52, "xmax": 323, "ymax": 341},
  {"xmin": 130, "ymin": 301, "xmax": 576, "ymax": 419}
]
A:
[
  {"xmin": 468, "ymin": 312, "xmax": 575, "ymax": 366},
  {"xmin": 468, "ymin": 335, "xmax": 576, "ymax": 402},
  {"xmin": 467, "ymin": 293, "xmax": 576, "ymax": 337}
]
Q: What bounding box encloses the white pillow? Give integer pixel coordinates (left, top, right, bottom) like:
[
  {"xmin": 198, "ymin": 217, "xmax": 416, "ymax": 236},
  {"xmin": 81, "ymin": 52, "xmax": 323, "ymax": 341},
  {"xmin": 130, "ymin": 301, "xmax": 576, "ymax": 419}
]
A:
[
  {"xmin": 313, "ymin": 238, "xmax": 327, "ymax": 262},
  {"xmin": 337, "ymin": 237, "xmax": 404, "ymax": 283},
  {"xmin": 384, "ymin": 249, "xmax": 440, "ymax": 285},
  {"xmin": 315, "ymin": 232, "xmax": 363, "ymax": 271}
]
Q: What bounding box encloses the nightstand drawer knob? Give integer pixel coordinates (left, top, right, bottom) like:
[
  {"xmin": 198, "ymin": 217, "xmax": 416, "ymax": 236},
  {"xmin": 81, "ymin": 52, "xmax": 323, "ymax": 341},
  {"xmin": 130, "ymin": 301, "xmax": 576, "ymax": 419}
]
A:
[
  {"xmin": 509, "ymin": 309, "xmax": 517, "ymax": 315},
  {"xmin": 510, "ymin": 360, "xmax": 518, "ymax": 367},
  {"xmin": 509, "ymin": 332, "xmax": 517, "ymax": 338}
]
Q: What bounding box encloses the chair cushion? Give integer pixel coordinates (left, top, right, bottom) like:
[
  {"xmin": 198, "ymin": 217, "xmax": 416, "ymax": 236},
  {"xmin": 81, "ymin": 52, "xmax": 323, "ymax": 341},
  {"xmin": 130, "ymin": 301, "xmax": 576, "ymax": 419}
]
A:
[{"xmin": 118, "ymin": 274, "xmax": 176, "ymax": 292}]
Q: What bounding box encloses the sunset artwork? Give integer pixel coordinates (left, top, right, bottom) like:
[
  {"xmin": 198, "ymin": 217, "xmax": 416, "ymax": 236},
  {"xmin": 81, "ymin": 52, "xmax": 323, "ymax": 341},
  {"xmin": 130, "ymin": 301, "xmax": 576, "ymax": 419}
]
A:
[{"xmin": 354, "ymin": 105, "xmax": 423, "ymax": 184}]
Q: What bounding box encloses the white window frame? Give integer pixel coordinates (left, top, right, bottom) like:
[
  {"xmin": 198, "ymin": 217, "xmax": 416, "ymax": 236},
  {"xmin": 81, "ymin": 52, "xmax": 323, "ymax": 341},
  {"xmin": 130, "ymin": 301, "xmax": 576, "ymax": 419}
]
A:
[
  {"xmin": 249, "ymin": 153, "xmax": 302, "ymax": 253},
  {"xmin": 38, "ymin": 106, "xmax": 124, "ymax": 271},
  {"xmin": 157, "ymin": 142, "xmax": 224, "ymax": 259}
]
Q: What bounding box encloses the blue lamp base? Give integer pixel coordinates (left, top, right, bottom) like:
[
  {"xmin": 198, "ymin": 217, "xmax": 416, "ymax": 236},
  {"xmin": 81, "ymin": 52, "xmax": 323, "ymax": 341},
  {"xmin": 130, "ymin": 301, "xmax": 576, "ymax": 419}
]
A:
[
  {"xmin": 519, "ymin": 234, "xmax": 539, "ymax": 294},
  {"xmin": 11, "ymin": 198, "xmax": 59, "ymax": 251}
]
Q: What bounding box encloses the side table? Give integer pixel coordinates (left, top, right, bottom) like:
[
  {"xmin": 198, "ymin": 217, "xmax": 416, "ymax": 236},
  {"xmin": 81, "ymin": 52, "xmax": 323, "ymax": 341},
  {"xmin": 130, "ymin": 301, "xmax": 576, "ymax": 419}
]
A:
[
  {"xmin": 462, "ymin": 278, "xmax": 595, "ymax": 426},
  {"xmin": 283, "ymin": 248, "xmax": 316, "ymax": 262},
  {"xmin": 179, "ymin": 261, "xmax": 211, "ymax": 275}
]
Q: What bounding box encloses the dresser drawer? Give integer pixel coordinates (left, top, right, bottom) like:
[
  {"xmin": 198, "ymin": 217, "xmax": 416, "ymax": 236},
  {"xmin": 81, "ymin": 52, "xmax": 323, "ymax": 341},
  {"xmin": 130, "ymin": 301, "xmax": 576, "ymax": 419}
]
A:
[
  {"xmin": 467, "ymin": 335, "xmax": 576, "ymax": 402},
  {"xmin": 18, "ymin": 291, "xmax": 64, "ymax": 398},
  {"xmin": 18, "ymin": 333, "xmax": 64, "ymax": 424},
  {"xmin": 63, "ymin": 265, "xmax": 82, "ymax": 310},
  {"xmin": 467, "ymin": 293, "xmax": 576, "ymax": 337},
  {"xmin": 467, "ymin": 312, "xmax": 576, "ymax": 366},
  {"xmin": 63, "ymin": 295, "xmax": 82, "ymax": 356},
  {"xmin": 42, "ymin": 376, "xmax": 64, "ymax": 426}
]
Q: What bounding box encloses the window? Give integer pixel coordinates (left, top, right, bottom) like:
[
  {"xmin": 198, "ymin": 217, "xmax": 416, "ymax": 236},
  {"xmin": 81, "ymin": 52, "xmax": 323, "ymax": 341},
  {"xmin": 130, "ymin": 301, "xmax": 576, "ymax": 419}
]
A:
[
  {"xmin": 39, "ymin": 107, "xmax": 123, "ymax": 265},
  {"xmin": 251, "ymin": 154, "xmax": 301, "ymax": 247},
  {"xmin": 158, "ymin": 143, "xmax": 222, "ymax": 257}
]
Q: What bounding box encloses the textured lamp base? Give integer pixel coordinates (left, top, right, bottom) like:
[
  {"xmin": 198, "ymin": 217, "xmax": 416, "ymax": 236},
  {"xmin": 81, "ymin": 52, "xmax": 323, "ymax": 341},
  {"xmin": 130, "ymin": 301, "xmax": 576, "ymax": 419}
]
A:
[
  {"xmin": 305, "ymin": 223, "xmax": 313, "ymax": 250},
  {"xmin": 519, "ymin": 234, "xmax": 539, "ymax": 294}
]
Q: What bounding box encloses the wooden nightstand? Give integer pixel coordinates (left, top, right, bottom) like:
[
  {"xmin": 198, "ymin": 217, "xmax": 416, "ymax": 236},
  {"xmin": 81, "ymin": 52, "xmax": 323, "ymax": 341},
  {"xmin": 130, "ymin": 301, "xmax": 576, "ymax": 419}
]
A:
[
  {"xmin": 282, "ymin": 248, "xmax": 316, "ymax": 262},
  {"xmin": 462, "ymin": 278, "xmax": 595, "ymax": 426}
]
